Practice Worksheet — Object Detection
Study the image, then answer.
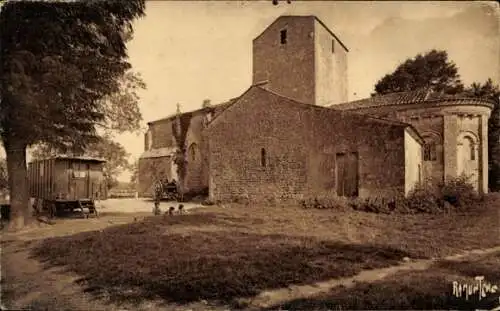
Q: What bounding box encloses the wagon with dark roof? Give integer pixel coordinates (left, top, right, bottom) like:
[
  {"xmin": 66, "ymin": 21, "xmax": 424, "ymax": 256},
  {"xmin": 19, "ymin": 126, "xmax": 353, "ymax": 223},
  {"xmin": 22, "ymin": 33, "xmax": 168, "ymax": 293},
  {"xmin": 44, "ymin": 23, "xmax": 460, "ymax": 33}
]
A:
[{"xmin": 28, "ymin": 156, "xmax": 107, "ymax": 218}]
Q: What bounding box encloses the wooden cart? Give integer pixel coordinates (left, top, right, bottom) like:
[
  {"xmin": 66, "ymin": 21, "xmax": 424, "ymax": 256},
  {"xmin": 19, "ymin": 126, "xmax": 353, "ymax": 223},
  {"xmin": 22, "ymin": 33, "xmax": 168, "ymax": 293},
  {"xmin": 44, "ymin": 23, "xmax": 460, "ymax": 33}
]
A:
[
  {"xmin": 163, "ymin": 181, "xmax": 179, "ymax": 201},
  {"xmin": 28, "ymin": 156, "xmax": 107, "ymax": 218}
]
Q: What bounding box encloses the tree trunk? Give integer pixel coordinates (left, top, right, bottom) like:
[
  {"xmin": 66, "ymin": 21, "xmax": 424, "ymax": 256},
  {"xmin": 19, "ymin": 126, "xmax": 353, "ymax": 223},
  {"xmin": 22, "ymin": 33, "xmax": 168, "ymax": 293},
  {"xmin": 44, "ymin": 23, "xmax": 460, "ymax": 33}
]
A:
[{"xmin": 5, "ymin": 142, "xmax": 30, "ymax": 231}]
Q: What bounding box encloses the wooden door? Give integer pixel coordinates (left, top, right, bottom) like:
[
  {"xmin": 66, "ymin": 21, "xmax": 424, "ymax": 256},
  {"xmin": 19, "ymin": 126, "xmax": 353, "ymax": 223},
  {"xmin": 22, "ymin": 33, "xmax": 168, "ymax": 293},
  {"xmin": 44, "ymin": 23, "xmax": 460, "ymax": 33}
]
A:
[
  {"xmin": 71, "ymin": 162, "xmax": 90, "ymax": 200},
  {"xmin": 346, "ymin": 152, "xmax": 359, "ymax": 197},
  {"xmin": 336, "ymin": 152, "xmax": 359, "ymax": 197},
  {"xmin": 336, "ymin": 153, "xmax": 346, "ymax": 196}
]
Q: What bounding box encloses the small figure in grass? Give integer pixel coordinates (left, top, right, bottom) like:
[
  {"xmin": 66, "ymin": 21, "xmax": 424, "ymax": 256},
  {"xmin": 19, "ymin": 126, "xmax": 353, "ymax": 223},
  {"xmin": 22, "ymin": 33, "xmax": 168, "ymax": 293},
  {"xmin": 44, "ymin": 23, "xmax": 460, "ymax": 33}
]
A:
[
  {"xmin": 168, "ymin": 206, "xmax": 175, "ymax": 216},
  {"xmin": 152, "ymin": 178, "xmax": 164, "ymax": 216},
  {"xmin": 178, "ymin": 204, "xmax": 184, "ymax": 215}
]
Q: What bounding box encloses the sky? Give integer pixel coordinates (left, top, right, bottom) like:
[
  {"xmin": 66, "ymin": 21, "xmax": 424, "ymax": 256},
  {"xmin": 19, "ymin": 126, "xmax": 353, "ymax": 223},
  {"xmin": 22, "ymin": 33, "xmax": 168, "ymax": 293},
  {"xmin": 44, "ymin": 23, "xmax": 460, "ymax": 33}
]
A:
[{"xmin": 114, "ymin": 0, "xmax": 498, "ymax": 181}]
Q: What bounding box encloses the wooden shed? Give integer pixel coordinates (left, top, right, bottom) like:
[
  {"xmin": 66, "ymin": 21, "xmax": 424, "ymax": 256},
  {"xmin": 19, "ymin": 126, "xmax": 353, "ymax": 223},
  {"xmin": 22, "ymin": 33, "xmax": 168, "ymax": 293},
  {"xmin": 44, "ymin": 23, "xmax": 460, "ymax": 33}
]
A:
[{"xmin": 28, "ymin": 156, "xmax": 107, "ymax": 217}]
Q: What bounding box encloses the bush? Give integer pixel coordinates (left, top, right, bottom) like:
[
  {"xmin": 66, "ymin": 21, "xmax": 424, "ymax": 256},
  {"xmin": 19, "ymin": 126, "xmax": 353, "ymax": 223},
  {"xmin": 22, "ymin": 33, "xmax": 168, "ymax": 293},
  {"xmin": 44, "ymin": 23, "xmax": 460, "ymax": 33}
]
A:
[
  {"xmin": 300, "ymin": 176, "xmax": 482, "ymax": 215},
  {"xmin": 350, "ymin": 197, "xmax": 396, "ymax": 214},
  {"xmin": 439, "ymin": 175, "xmax": 481, "ymax": 209},
  {"xmin": 405, "ymin": 186, "xmax": 444, "ymax": 214},
  {"xmin": 300, "ymin": 194, "xmax": 350, "ymax": 211}
]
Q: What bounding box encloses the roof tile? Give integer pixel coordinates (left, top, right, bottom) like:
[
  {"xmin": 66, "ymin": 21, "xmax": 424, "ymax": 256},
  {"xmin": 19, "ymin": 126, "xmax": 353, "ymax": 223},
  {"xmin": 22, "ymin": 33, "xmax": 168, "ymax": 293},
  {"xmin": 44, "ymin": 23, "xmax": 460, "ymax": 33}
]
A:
[{"xmin": 332, "ymin": 87, "xmax": 494, "ymax": 111}]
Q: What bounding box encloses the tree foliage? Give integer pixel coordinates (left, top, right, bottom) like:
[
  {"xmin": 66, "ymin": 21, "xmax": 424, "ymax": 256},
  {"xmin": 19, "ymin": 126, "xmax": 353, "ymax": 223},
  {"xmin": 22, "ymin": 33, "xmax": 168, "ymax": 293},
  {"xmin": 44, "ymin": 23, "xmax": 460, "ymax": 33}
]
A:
[
  {"xmin": 374, "ymin": 50, "xmax": 464, "ymax": 95},
  {"xmin": 0, "ymin": 0, "xmax": 145, "ymax": 229},
  {"xmin": 1, "ymin": 0, "xmax": 145, "ymax": 151},
  {"xmin": 172, "ymin": 112, "xmax": 193, "ymax": 199},
  {"xmin": 129, "ymin": 159, "xmax": 138, "ymax": 187},
  {"xmin": 29, "ymin": 67, "xmax": 146, "ymax": 191},
  {"xmin": 100, "ymin": 70, "xmax": 145, "ymax": 135}
]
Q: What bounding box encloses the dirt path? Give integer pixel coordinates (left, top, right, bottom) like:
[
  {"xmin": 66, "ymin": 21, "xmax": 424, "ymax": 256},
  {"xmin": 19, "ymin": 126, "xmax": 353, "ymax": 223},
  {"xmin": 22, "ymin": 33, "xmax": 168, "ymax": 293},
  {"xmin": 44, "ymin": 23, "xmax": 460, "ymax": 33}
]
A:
[{"xmin": 238, "ymin": 245, "xmax": 500, "ymax": 310}]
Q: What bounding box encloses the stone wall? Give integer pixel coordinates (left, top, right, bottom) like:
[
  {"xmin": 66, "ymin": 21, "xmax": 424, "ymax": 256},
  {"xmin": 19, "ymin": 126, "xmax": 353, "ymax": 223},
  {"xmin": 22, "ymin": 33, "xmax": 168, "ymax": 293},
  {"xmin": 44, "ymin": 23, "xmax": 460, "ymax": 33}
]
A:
[
  {"xmin": 207, "ymin": 87, "xmax": 410, "ymax": 203},
  {"xmin": 149, "ymin": 119, "xmax": 175, "ymax": 149},
  {"xmin": 404, "ymin": 130, "xmax": 423, "ymax": 195},
  {"xmin": 252, "ymin": 16, "xmax": 316, "ymax": 106},
  {"xmin": 140, "ymin": 108, "xmax": 218, "ymax": 196},
  {"xmin": 341, "ymin": 102, "xmax": 492, "ymax": 193},
  {"xmin": 207, "ymin": 88, "xmax": 309, "ymax": 202},
  {"xmin": 307, "ymin": 110, "xmax": 407, "ymax": 199},
  {"xmin": 252, "ymin": 16, "xmax": 349, "ymax": 107},
  {"xmin": 314, "ymin": 19, "xmax": 348, "ymax": 106},
  {"xmin": 184, "ymin": 112, "xmax": 208, "ymax": 192}
]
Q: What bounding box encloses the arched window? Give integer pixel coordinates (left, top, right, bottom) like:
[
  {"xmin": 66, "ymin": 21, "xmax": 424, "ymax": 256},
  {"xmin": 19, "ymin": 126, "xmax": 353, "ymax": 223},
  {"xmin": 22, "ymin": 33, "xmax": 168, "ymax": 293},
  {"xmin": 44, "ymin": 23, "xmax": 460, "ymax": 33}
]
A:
[
  {"xmin": 188, "ymin": 143, "xmax": 197, "ymax": 162},
  {"xmin": 457, "ymin": 132, "xmax": 478, "ymax": 163},
  {"xmin": 462, "ymin": 136, "xmax": 475, "ymax": 160},
  {"xmin": 421, "ymin": 132, "xmax": 442, "ymax": 162},
  {"xmin": 423, "ymin": 142, "xmax": 437, "ymax": 161},
  {"xmin": 261, "ymin": 148, "xmax": 267, "ymax": 167}
]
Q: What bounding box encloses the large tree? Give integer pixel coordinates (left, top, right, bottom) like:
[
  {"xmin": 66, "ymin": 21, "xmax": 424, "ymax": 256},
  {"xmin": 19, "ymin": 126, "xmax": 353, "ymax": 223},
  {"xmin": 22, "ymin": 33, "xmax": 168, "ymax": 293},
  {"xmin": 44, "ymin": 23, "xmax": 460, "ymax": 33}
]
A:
[
  {"xmin": 464, "ymin": 79, "xmax": 500, "ymax": 191},
  {"xmin": 0, "ymin": 1, "xmax": 145, "ymax": 230},
  {"xmin": 99, "ymin": 70, "xmax": 145, "ymax": 135},
  {"xmin": 374, "ymin": 49, "xmax": 464, "ymax": 95},
  {"xmin": 31, "ymin": 69, "xmax": 146, "ymax": 191}
]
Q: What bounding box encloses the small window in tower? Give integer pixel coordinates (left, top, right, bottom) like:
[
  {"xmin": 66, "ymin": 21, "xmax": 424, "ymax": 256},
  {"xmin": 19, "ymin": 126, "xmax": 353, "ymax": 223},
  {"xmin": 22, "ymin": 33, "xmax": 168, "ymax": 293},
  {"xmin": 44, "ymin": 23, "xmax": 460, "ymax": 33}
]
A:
[
  {"xmin": 470, "ymin": 144, "xmax": 475, "ymax": 161},
  {"xmin": 280, "ymin": 29, "xmax": 287, "ymax": 44},
  {"xmin": 332, "ymin": 39, "xmax": 335, "ymax": 53},
  {"xmin": 261, "ymin": 148, "xmax": 267, "ymax": 167}
]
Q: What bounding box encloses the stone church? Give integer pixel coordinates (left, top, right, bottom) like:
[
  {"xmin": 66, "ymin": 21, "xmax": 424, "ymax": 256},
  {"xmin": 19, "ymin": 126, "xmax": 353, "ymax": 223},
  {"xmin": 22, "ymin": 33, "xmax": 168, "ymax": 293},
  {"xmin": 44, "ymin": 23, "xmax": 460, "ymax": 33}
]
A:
[{"xmin": 138, "ymin": 15, "xmax": 493, "ymax": 202}]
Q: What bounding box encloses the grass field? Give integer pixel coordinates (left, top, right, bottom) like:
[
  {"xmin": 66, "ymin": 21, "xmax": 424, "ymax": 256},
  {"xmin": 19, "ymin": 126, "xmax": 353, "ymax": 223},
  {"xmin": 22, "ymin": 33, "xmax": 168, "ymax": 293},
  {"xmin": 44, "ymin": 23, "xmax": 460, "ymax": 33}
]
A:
[
  {"xmin": 265, "ymin": 251, "xmax": 500, "ymax": 310},
  {"xmin": 25, "ymin": 195, "xmax": 500, "ymax": 309}
]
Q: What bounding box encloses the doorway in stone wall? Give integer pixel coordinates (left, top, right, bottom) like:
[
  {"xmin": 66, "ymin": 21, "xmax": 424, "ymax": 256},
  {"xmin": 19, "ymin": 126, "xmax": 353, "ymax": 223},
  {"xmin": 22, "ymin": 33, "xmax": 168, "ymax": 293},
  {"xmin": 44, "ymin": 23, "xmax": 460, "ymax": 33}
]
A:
[
  {"xmin": 457, "ymin": 132, "xmax": 479, "ymax": 192},
  {"xmin": 336, "ymin": 152, "xmax": 359, "ymax": 197}
]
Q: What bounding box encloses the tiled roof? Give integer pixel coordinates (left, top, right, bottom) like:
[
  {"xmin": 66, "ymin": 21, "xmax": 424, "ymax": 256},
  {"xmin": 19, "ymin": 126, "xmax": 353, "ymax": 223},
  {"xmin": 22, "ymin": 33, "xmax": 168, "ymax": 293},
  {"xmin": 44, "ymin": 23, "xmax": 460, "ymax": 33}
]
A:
[
  {"xmin": 30, "ymin": 155, "xmax": 107, "ymax": 163},
  {"xmin": 331, "ymin": 88, "xmax": 495, "ymax": 111},
  {"xmin": 259, "ymin": 86, "xmax": 418, "ymax": 129}
]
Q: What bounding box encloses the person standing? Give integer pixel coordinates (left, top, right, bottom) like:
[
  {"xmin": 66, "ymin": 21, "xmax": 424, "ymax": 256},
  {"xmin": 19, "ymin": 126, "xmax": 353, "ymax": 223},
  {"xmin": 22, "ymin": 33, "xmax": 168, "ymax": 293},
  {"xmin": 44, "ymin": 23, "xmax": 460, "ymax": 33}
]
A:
[{"xmin": 153, "ymin": 178, "xmax": 163, "ymax": 215}]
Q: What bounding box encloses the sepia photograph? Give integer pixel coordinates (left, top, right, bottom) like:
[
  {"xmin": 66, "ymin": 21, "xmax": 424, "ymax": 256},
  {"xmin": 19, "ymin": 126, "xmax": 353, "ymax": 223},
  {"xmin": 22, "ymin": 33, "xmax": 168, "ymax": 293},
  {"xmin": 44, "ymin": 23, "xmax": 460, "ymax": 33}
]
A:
[{"xmin": 0, "ymin": 0, "xmax": 499, "ymax": 310}]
